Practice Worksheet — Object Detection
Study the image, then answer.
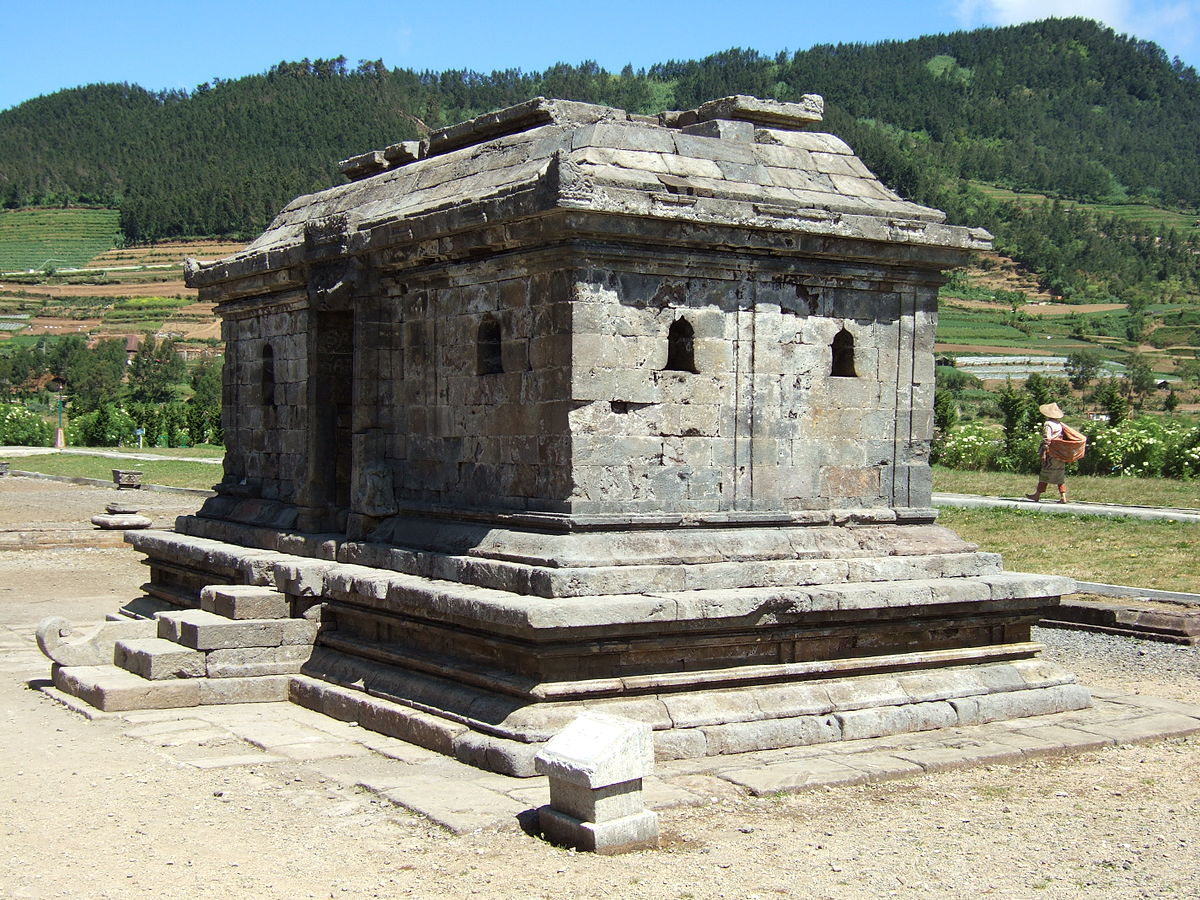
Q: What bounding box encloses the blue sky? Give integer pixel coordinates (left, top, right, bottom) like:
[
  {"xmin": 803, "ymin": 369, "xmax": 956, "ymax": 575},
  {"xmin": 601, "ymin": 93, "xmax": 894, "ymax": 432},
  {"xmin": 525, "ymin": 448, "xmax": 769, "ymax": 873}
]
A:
[{"xmin": 2, "ymin": 0, "xmax": 1198, "ymax": 112}]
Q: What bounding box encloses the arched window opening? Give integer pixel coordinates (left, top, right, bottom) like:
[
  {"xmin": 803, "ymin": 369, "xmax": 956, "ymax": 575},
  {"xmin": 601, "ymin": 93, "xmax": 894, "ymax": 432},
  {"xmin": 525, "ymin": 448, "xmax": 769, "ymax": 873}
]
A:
[
  {"xmin": 664, "ymin": 317, "xmax": 697, "ymax": 374},
  {"xmin": 831, "ymin": 328, "xmax": 857, "ymax": 378},
  {"xmin": 477, "ymin": 316, "xmax": 503, "ymax": 375},
  {"xmin": 261, "ymin": 344, "xmax": 276, "ymax": 405}
]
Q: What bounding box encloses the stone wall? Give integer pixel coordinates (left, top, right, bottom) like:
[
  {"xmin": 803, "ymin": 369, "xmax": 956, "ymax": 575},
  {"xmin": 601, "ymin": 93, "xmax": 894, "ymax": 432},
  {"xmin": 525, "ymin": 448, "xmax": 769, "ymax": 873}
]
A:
[
  {"xmin": 214, "ymin": 248, "xmax": 937, "ymax": 524},
  {"xmin": 564, "ymin": 253, "xmax": 938, "ymax": 518},
  {"xmin": 220, "ymin": 295, "xmax": 310, "ymax": 505}
]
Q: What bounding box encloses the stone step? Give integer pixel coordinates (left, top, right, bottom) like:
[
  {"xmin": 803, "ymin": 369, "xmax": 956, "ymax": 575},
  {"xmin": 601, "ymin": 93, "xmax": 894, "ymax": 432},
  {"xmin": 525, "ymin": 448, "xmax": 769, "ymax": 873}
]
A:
[
  {"xmin": 53, "ymin": 664, "xmax": 201, "ymax": 711},
  {"xmin": 53, "ymin": 664, "xmax": 290, "ymax": 711},
  {"xmin": 206, "ymin": 645, "xmax": 314, "ymax": 678},
  {"xmin": 201, "ymin": 585, "xmax": 291, "ymax": 620},
  {"xmin": 114, "ymin": 637, "xmax": 206, "ymax": 680},
  {"xmin": 157, "ymin": 609, "xmax": 318, "ymax": 651}
]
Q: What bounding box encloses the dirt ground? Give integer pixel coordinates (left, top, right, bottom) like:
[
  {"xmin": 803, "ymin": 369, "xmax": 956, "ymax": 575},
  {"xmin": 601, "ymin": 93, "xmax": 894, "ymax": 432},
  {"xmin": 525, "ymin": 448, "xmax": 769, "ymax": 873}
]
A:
[
  {"xmin": 0, "ymin": 279, "xmax": 195, "ymax": 298},
  {"xmin": 1, "ymin": 478, "xmax": 1199, "ymax": 899}
]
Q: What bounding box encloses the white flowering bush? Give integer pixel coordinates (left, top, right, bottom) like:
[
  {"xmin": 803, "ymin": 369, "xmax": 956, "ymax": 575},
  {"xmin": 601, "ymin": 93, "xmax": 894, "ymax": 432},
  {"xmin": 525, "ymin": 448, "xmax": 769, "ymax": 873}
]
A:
[
  {"xmin": 933, "ymin": 422, "xmax": 1002, "ymax": 470},
  {"xmin": 938, "ymin": 414, "xmax": 1200, "ymax": 479},
  {"xmin": 1081, "ymin": 417, "xmax": 1180, "ymax": 477},
  {"xmin": 0, "ymin": 404, "xmax": 54, "ymax": 446},
  {"xmin": 1163, "ymin": 425, "xmax": 1200, "ymax": 479}
]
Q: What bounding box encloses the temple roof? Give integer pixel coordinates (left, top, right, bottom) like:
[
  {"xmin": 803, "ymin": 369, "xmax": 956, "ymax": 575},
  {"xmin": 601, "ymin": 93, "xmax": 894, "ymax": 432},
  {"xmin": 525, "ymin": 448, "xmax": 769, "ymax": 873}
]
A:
[{"xmin": 187, "ymin": 95, "xmax": 991, "ymax": 288}]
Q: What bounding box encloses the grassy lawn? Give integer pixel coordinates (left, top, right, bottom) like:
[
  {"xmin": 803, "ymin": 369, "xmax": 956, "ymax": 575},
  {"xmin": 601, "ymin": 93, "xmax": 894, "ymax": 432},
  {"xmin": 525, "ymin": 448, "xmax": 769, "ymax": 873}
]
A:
[
  {"xmin": 933, "ymin": 465, "xmax": 1200, "ymax": 508},
  {"xmin": 7, "ymin": 452, "xmax": 220, "ymax": 490},
  {"xmin": 938, "ymin": 506, "xmax": 1200, "ymax": 593}
]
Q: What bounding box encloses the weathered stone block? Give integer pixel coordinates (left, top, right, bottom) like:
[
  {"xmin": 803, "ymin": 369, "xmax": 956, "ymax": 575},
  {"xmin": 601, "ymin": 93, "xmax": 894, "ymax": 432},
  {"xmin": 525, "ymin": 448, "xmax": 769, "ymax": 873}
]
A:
[
  {"xmin": 701, "ymin": 714, "xmax": 842, "ymax": 755},
  {"xmin": 836, "ymin": 700, "xmax": 958, "ymax": 741},
  {"xmin": 206, "ymin": 644, "xmax": 314, "ymax": 677},
  {"xmin": 199, "ymin": 675, "xmax": 290, "ymax": 705},
  {"xmin": 547, "ymin": 778, "xmax": 645, "ymax": 824},
  {"xmin": 114, "ymin": 638, "xmax": 206, "ymax": 680},
  {"xmin": 200, "ymin": 585, "xmax": 290, "ymax": 619},
  {"xmin": 535, "ymin": 712, "xmax": 655, "ymax": 788},
  {"xmin": 538, "ymin": 806, "xmax": 659, "ymax": 854},
  {"xmin": 53, "ymin": 664, "xmax": 200, "ymax": 712},
  {"xmin": 158, "ymin": 609, "xmax": 317, "ymax": 650}
]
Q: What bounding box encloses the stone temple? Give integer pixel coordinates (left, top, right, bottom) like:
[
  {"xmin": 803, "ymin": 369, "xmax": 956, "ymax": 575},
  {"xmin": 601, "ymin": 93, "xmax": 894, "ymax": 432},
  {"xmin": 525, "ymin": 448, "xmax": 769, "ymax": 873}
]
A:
[{"xmin": 43, "ymin": 95, "xmax": 1089, "ymax": 775}]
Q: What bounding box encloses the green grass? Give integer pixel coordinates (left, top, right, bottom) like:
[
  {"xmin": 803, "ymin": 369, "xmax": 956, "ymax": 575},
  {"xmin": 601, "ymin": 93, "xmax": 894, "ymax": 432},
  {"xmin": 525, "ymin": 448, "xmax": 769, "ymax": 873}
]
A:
[
  {"xmin": 933, "ymin": 465, "xmax": 1200, "ymax": 508},
  {"xmin": 4, "ymin": 452, "xmax": 220, "ymax": 490},
  {"xmin": 973, "ymin": 184, "xmax": 1200, "ymax": 238},
  {"xmin": 937, "ymin": 506, "xmax": 1200, "ymax": 592},
  {"xmin": 0, "ymin": 208, "xmax": 122, "ymax": 273}
]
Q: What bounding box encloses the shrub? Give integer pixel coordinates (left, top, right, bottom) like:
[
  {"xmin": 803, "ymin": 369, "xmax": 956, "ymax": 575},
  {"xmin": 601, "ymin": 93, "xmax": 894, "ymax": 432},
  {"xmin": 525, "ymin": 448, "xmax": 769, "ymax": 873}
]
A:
[
  {"xmin": 1080, "ymin": 416, "xmax": 1194, "ymax": 478},
  {"xmin": 933, "ymin": 422, "xmax": 1002, "ymax": 470},
  {"xmin": 0, "ymin": 404, "xmax": 54, "ymax": 446},
  {"xmin": 994, "ymin": 428, "xmax": 1043, "ymax": 474},
  {"xmin": 1162, "ymin": 425, "xmax": 1200, "ymax": 480},
  {"xmin": 67, "ymin": 403, "xmax": 136, "ymax": 447}
]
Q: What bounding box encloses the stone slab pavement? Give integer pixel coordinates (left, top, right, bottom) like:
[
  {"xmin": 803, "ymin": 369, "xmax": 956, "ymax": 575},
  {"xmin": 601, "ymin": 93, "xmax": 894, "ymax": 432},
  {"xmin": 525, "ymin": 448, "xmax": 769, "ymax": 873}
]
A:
[
  {"xmin": 934, "ymin": 491, "xmax": 1200, "ymax": 524},
  {"xmin": 9, "ymin": 613, "xmax": 1194, "ymax": 835}
]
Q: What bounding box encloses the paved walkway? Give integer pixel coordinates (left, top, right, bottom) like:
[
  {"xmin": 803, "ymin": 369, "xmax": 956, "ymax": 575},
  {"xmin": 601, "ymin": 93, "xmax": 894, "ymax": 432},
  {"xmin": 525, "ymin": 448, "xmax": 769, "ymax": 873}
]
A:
[{"xmin": 934, "ymin": 491, "xmax": 1200, "ymax": 524}]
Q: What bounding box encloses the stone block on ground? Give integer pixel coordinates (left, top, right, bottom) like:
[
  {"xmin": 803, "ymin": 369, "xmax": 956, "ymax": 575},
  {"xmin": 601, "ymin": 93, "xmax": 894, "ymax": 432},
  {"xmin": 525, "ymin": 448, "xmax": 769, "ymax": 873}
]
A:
[
  {"xmin": 535, "ymin": 712, "xmax": 658, "ymax": 853},
  {"xmin": 538, "ymin": 806, "xmax": 660, "ymax": 855},
  {"xmin": 199, "ymin": 674, "xmax": 290, "ymax": 705},
  {"xmin": 380, "ymin": 774, "xmax": 529, "ymax": 834}
]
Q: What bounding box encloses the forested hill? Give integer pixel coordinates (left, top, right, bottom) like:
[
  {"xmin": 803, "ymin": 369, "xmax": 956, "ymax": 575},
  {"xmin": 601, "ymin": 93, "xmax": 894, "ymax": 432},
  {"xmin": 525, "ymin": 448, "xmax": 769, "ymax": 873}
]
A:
[{"xmin": 2, "ymin": 16, "xmax": 1199, "ymax": 302}]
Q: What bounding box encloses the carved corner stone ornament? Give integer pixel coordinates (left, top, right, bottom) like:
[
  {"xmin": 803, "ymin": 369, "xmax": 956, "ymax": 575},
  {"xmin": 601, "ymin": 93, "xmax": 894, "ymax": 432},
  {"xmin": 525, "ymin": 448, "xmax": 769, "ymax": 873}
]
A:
[
  {"xmin": 45, "ymin": 94, "xmax": 1083, "ymax": 777},
  {"xmin": 352, "ymin": 464, "xmax": 398, "ymax": 518}
]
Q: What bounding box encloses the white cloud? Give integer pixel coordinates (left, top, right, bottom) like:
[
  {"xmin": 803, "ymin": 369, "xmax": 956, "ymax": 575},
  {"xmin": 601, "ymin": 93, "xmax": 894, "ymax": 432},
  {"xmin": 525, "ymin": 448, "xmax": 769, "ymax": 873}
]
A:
[
  {"xmin": 951, "ymin": 0, "xmax": 1199, "ymax": 63},
  {"xmin": 953, "ymin": 0, "xmax": 1131, "ymax": 29}
]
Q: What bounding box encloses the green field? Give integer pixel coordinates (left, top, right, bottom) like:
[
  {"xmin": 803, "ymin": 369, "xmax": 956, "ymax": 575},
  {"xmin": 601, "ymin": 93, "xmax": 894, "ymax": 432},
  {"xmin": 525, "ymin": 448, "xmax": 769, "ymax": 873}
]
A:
[
  {"xmin": 935, "ymin": 305, "xmax": 1104, "ymax": 354},
  {"xmin": 0, "ymin": 208, "xmax": 122, "ymax": 274},
  {"xmin": 5, "ymin": 452, "xmax": 220, "ymax": 491},
  {"xmin": 974, "ymin": 184, "xmax": 1200, "ymax": 237}
]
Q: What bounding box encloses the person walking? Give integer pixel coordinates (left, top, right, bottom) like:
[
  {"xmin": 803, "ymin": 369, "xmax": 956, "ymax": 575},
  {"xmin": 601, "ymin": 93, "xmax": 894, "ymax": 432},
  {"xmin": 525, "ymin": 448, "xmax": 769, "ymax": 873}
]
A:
[{"xmin": 1026, "ymin": 401, "xmax": 1071, "ymax": 504}]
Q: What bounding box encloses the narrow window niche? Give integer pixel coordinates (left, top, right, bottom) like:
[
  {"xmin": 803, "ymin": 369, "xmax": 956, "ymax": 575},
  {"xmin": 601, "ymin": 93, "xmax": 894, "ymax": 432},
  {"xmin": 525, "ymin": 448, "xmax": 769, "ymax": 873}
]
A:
[
  {"xmin": 477, "ymin": 315, "xmax": 503, "ymax": 375},
  {"xmin": 831, "ymin": 327, "xmax": 857, "ymax": 378},
  {"xmin": 664, "ymin": 317, "xmax": 698, "ymax": 374},
  {"xmin": 261, "ymin": 343, "xmax": 277, "ymax": 405}
]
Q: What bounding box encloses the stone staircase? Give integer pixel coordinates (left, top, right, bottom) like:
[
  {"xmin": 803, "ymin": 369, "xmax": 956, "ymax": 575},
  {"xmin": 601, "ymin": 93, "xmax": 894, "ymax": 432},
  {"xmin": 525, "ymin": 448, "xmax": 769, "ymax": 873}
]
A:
[{"xmin": 44, "ymin": 585, "xmax": 319, "ymax": 713}]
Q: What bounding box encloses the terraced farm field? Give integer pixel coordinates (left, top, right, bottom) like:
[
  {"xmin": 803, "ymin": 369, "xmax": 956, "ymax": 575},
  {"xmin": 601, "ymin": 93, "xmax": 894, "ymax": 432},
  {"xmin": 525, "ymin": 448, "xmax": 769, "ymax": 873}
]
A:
[
  {"xmin": 0, "ymin": 228, "xmax": 242, "ymax": 342},
  {"xmin": 0, "ymin": 208, "xmax": 122, "ymax": 273},
  {"xmin": 974, "ymin": 184, "xmax": 1200, "ymax": 237},
  {"xmin": 88, "ymin": 239, "xmax": 245, "ymax": 269}
]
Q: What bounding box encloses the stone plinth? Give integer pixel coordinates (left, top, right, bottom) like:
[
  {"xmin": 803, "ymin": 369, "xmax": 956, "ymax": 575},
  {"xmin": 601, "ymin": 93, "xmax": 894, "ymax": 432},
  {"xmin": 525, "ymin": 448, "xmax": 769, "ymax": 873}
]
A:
[{"xmin": 111, "ymin": 470, "xmax": 143, "ymax": 490}]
